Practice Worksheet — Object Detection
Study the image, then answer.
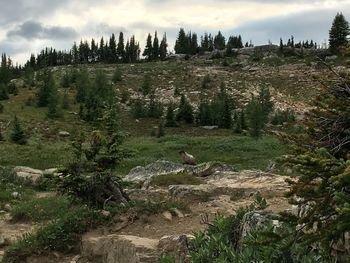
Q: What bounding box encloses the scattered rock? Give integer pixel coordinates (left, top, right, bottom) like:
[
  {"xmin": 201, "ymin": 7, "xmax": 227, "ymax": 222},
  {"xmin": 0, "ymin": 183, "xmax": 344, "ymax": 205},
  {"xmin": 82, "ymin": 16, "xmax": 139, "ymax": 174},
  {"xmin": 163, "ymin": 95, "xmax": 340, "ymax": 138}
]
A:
[
  {"xmin": 3, "ymin": 204, "xmax": 12, "ymax": 212},
  {"xmin": 13, "ymin": 166, "xmax": 43, "ymax": 184},
  {"xmin": 100, "ymin": 210, "xmax": 111, "ymax": 218},
  {"xmin": 162, "ymin": 211, "xmax": 173, "ymax": 221},
  {"xmin": 0, "ymin": 236, "xmax": 6, "ymax": 247},
  {"xmin": 158, "ymin": 234, "xmax": 193, "ymax": 262},
  {"xmin": 11, "ymin": 192, "xmax": 20, "ymax": 199},
  {"xmin": 200, "ymin": 126, "xmax": 218, "ymax": 130},
  {"xmin": 81, "ymin": 234, "xmax": 159, "ymax": 263},
  {"xmin": 124, "ymin": 160, "xmax": 236, "ymax": 182},
  {"xmin": 173, "ymin": 208, "xmax": 184, "ymax": 218},
  {"xmin": 43, "ymin": 168, "xmax": 58, "ymax": 176},
  {"xmin": 58, "ymin": 131, "xmax": 70, "ymax": 137}
]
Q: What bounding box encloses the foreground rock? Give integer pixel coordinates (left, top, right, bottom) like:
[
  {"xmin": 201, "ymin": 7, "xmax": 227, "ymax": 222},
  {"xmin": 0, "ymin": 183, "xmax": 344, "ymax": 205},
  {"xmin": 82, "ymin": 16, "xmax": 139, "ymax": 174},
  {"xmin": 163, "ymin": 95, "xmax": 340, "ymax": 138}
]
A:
[
  {"xmin": 13, "ymin": 166, "xmax": 43, "ymax": 184},
  {"xmin": 81, "ymin": 234, "xmax": 193, "ymax": 263},
  {"xmin": 124, "ymin": 160, "xmax": 236, "ymax": 182},
  {"xmin": 169, "ymin": 170, "xmax": 290, "ymax": 201}
]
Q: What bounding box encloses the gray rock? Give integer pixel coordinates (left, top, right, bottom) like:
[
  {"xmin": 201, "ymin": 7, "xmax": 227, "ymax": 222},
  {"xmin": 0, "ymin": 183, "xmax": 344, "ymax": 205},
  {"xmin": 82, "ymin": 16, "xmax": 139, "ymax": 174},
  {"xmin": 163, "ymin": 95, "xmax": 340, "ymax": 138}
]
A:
[
  {"xmin": 11, "ymin": 192, "xmax": 20, "ymax": 199},
  {"xmin": 4, "ymin": 204, "xmax": 12, "ymax": 212},
  {"xmin": 58, "ymin": 131, "xmax": 70, "ymax": 137},
  {"xmin": 201, "ymin": 126, "xmax": 218, "ymax": 130},
  {"xmin": 81, "ymin": 234, "xmax": 159, "ymax": 263},
  {"xmin": 124, "ymin": 160, "xmax": 236, "ymax": 182},
  {"xmin": 158, "ymin": 234, "xmax": 193, "ymax": 262},
  {"xmin": 162, "ymin": 211, "xmax": 173, "ymax": 221},
  {"xmin": 13, "ymin": 166, "xmax": 43, "ymax": 184}
]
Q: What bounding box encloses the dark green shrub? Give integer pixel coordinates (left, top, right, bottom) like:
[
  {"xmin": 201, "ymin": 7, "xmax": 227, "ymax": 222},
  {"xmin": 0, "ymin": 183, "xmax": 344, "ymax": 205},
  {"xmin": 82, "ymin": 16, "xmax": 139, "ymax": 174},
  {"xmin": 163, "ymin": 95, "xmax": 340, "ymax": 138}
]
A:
[
  {"xmin": 112, "ymin": 67, "xmax": 123, "ymax": 82},
  {"xmin": 201, "ymin": 74, "xmax": 211, "ymax": 89},
  {"xmin": 271, "ymin": 109, "xmax": 296, "ymax": 125},
  {"xmin": 10, "ymin": 116, "xmax": 27, "ymax": 145}
]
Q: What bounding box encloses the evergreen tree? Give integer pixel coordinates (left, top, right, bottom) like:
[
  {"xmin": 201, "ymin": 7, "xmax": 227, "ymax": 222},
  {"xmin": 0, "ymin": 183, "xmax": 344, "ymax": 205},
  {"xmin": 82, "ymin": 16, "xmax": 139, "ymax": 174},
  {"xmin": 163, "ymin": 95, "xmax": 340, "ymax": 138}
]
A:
[
  {"xmin": 61, "ymin": 71, "xmax": 71, "ymax": 88},
  {"xmin": 329, "ymin": 12, "xmax": 350, "ymax": 53},
  {"xmin": 233, "ymin": 111, "xmax": 242, "ymax": 133},
  {"xmin": 0, "ymin": 83, "xmax": 9, "ymax": 100},
  {"xmin": 214, "ymin": 31, "xmax": 226, "ymax": 50},
  {"xmin": 176, "ymin": 94, "xmax": 194, "ymax": 124},
  {"xmin": 110, "ymin": 33, "xmax": 118, "ymax": 63},
  {"xmin": 117, "ymin": 32, "xmax": 125, "ymax": 62},
  {"xmin": 152, "ymin": 31, "xmax": 160, "ymax": 60},
  {"xmin": 37, "ymin": 70, "xmax": 55, "ymax": 107},
  {"xmin": 165, "ymin": 103, "xmax": 177, "ymax": 127},
  {"xmin": 174, "ymin": 28, "xmax": 188, "ymax": 54},
  {"xmin": 190, "ymin": 33, "xmax": 199, "ymax": 54},
  {"xmin": 132, "ymin": 98, "xmax": 146, "ymax": 118},
  {"xmin": 246, "ymin": 96, "xmax": 265, "ymax": 139},
  {"xmin": 75, "ymin": 69, "xmax": 90, "ymax": 103},
  {"xmin": 148, "ymin": 92, "xmax": 163, "ymax": 118},
  {"xmin": 47, "ymin": 78, "xmax": 61, "ymax": 118},
  {"xmin": 157, "ymin": 120, "xmax": 165, "ymax": 138},
  {"xmin": 240, "ymin": 109, "xmax": 247, "ymax": 130},
  {"xmin": 143, "ymin": 33, "xmax": 153, "ymax": 61},
  {"xmin": 62, "ymin": 91, "xmax": 70, "ymax": 110},
  {"xmin": 159, "ymin": 33, "xmax": 168, "ymax": 60},
  {"xmin": 10, "ymin": 116, "xmax": 27, "ymax": 145},
  {"xmin": 197, "ymin": 101, "xmax": 212, "ymax": 126},
  {"xmin": 112, "ymin": 67, "xmax": 122, "ymax": 82},
  {"xmin": 102, "ymin": 100, "xmax": 120, "ymax": 134},
  {"xmin": 141, "ymin": 75, "xmax": 152, "ymax": 96}
]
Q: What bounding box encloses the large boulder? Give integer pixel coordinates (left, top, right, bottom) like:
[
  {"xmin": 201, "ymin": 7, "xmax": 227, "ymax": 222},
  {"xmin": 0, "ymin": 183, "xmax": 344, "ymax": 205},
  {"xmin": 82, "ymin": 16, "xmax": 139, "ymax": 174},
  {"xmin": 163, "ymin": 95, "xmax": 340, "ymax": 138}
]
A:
[
  {"xmin": 13, "ymin": 166, "xmax": 43, "ymax": 184},
  {"xmin": 157, "ymin": 234, "xmax": 193, "ymax": 262},
  {"xmin": 124, "ymin": 160, "xmax": 236, "ymax": 182},
  {"xmin": 81, "ymin": 234, "xmax": 159, "ymax": 263}
]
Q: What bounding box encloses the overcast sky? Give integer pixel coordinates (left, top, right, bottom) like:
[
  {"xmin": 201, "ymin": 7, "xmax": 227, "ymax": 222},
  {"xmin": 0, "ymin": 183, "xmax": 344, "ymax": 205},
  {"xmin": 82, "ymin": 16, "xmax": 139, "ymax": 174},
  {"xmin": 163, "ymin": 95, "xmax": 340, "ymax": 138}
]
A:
[{"xmin": 0, "ymin": 0, "xmax": 349, "ymax": 64}]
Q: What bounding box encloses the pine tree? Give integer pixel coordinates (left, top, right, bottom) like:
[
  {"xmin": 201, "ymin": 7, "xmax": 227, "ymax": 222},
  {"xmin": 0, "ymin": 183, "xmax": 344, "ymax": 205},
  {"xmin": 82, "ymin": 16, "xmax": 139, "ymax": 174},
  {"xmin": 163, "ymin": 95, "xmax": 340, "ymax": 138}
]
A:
[
  {"xmin": 102, "ymin": 100, "xmax": 120, "ymax": 134},
  {"xmin": 190, "ymin": 33, "xmax": 199, "ymax": 54},
  {"xmin": 10, "ymin": 116, "xmax": 27, "ymax": 145},
  {"xmin": 75, "ymin": 69, "xmax": 90, "ymax": 103},
  {"xmin": 148, "ymin": 92, "xmax": 163, "ymax": 118},
  {"xmin": 141, "ymin": 75, "xmax": 152, "ymax": 96},
  {"xmin": 143, "ymin": 33, "xmax": 153, "ymax": 61},
  {"xmin": 132, "ymin": 98, "xmax": 146, "ymax": 118},
  {"xmin": 0, "ymin": 83, "xmax": 9, "ymax": 100},
  {"xmin": 165, "ymin": 103, "xmax": 177, "ymax": 127},
  {"xmin": 159, "ymin": 33, "xmax": 168, "ymax": 60},
  {"xmin": 214, "ymin": 31, "xmax": 226, "ymax": 50},
  {"xmin": 37, "ymin": 70, "xmax": 55, "ymax": 107},
  {"xmin": 117, "ymin": 32, "xmax": 125, "ymax": 62},
  {"xmin": 152, "ymin": 31, "xmax": 160, "ymax": 60},
  {"xmin": 174, "ymin": 28, "xmax": 188, "ymax": 54},
  {"xmin": 246, "ymin": 96, "xmax": 265, "ymax": 139},
  {"xmin": 109, "ymin": 33, "xmax": 117, "ymax": 63},
  {"xmin": 176, "ymin": 94, "xmax": 194, "ymax": 124},
  {"xmin": 47, "ymin": 78, "xmax": 61, "ymax": 119},
  {"xmin": 157, "ymin": 120, "xmax": 165, "ymax": 138},
  {"xmin": 62, "ymin": 91, "xmax": 70, "ymax": 110},
  {"xmin": 329, "ymin": 12, "xmax": 350, "ymax": 53},
  {"xmin": 112, "ymin": 67, "xmax": 122, "ymax": 82},
  {"xmin": 233, "ymin": 112, "xmax": 242, "ymax": 133}
]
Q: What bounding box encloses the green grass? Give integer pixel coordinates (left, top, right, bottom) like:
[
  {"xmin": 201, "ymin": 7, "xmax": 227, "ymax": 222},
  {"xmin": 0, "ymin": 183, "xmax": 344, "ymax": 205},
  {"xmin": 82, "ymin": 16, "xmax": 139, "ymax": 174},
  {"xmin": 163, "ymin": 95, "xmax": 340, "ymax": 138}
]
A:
[
  {"xmin": 117, "ymin": 135, "xmax": 288, "ymax": 175},
  {"xmin": 10, "ymin": 196, "xmax": 71, "ymax": 223},
  {"xmin": 151, "ymin": 172, "xmax": 202, "ymax": 186}
]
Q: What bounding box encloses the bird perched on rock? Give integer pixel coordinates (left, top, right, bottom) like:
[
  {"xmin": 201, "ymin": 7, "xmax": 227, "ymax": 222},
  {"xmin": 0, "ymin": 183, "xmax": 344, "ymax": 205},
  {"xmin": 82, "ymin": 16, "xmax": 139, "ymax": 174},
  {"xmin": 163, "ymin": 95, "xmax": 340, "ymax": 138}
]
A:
[{"xmin": 179, "ymin": 150, "xmax": 196, "ymax": 165}]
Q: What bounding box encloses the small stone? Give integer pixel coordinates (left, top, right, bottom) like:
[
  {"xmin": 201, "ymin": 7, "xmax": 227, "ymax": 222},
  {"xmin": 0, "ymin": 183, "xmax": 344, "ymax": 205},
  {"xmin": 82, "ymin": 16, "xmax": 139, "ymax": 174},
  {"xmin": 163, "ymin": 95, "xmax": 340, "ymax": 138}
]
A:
[
  {"xmin": 11, "ymin": 192, "xmax": 20, "ymax": 199},
  {"xmin": 162, "ymin": 211, "xmax": 173, "ymax": 221},
  {"xmin": 4, "ymin": 204, "xmax": 12, "ymax": 212},
  {"xmin": 58, "ymin": 131, "xmax": 70, "ymax": 137},
  {"xmin": 100, "ymin": 210, "xmax": 111, "ymax": 217},
  {"xmin": 173, "ymin": 208, "xmax": 184, "ymax": 218}
]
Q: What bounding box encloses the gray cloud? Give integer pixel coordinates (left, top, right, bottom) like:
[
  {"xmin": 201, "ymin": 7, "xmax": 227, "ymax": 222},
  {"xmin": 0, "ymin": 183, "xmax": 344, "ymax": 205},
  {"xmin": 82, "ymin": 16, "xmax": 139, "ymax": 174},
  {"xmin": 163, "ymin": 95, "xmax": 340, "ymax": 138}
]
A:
[{"xmin": 7, "ymin": 21, "xmax": 77, "ymax": 40}]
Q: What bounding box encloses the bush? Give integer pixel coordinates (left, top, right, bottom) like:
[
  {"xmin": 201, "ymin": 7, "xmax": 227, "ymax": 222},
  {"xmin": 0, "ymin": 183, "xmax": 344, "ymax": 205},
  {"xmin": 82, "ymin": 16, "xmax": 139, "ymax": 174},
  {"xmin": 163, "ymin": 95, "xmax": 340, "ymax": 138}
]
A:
[
  {"xmin": 271, "ymin": 109, "xmax": 295, "ymax": 125},
  {"xmin": 11, "ymin": 196, "xmax": 71, "ymax": 223},
  {"xmin": 132, "ymin": 98, "xmax": 147, "ymax": 118},
  {"xmin": 10, "ymin": 116, "xmax": 27, "ymax": 145},
  {"xmin": 3, "ymin": 207, "xmax": 105, "ymax": 262},
  {"xmin": 201, "ymin": 74, "xmax": 211, "ymax": 89},
  {"xmin": 112, "ymin": 67, "xmax": 123, "ymax": 82},
  {"xmin": 0, "ymin": 102, "xmax": 4, "ymax": 113},
  {"xmin": 0, "ymin": 83, "xmax": 9, "ymax": 100}
]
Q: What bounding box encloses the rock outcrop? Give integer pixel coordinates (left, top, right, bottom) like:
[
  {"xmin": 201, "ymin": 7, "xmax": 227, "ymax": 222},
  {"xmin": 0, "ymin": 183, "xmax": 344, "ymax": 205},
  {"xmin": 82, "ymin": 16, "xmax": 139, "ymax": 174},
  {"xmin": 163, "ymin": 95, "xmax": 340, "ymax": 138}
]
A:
[{"xmin": 124, "ymin": 160, "xmax": 236, "ymax": 182}]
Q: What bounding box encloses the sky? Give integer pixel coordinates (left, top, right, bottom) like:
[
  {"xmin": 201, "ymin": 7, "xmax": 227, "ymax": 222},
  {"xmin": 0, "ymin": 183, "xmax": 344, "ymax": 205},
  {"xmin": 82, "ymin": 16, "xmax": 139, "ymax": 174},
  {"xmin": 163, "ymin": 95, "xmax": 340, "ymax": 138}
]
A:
[{"xmin": 0, "ymin": 0, "xmax": 349, "ymax": 64}]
